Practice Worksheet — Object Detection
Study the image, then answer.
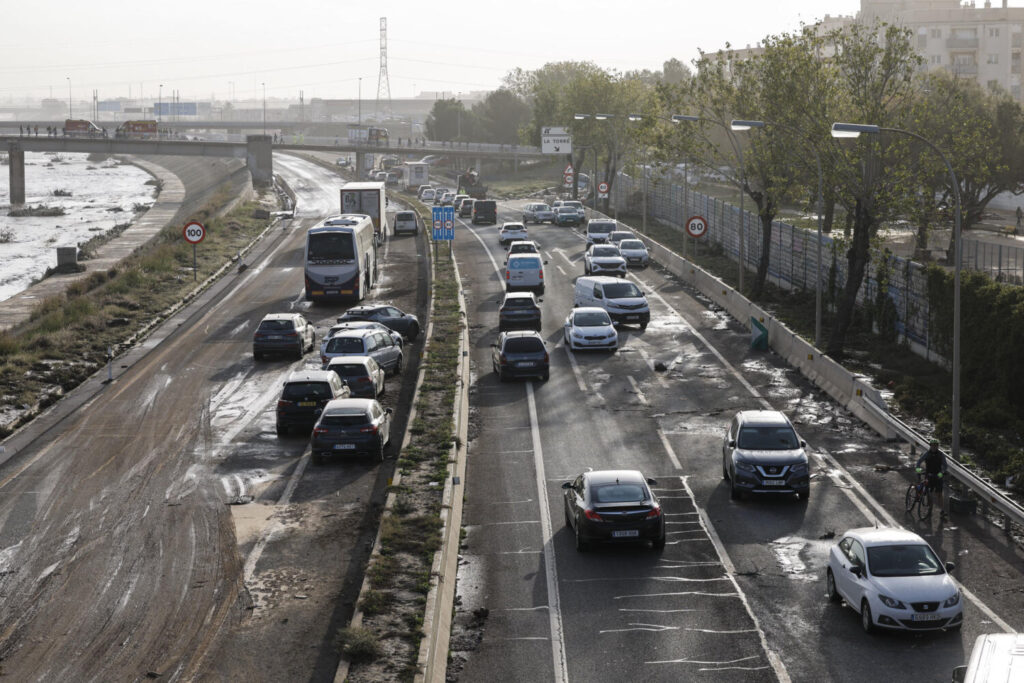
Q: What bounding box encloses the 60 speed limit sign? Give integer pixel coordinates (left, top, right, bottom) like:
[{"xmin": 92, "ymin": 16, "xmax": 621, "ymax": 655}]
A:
[
  {"xmin": 685, "ymin": 215, "xmax": 708, "ymax": 238},
  {"xmin": 183, "ymin": 221, "xmax": 206, "ymax": 244}
]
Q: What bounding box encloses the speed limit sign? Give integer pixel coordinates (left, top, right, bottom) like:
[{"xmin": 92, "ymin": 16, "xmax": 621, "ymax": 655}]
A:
[
  {"xmin": 183, "ymin": 221, "xmax": 206, "ymax": 244},
  {"xmin": 685, "ymin": 215, "xmax": 708, "ymax": 238}
]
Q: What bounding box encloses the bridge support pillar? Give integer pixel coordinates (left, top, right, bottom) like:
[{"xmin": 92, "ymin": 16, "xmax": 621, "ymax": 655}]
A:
[
  {"xmin": 246, "ymin": 135, "xmax": 273, "ymax": 187},
  {"xmin": 8, "ymin": 143, "xmax": 25, "ymax": 206},
  {"xmin": 355, "ymin": 151, "xmax": 366, "ymax": 178}
]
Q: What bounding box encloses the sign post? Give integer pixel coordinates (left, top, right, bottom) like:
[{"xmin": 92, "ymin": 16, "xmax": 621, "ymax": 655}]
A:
[
  {"xmin": 685, "ymin": 215, "xmax": 707, "ymax": 260},
  {"xmin": 182, "ymin": 221, "xmax": 206, "ymax": 280},
  {"xmin": 597, "ymin": 181, "xmax": 609, "ymax": 199}
]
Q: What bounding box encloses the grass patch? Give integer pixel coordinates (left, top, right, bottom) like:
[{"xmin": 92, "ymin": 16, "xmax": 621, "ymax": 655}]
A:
[
  {"xmin": 336, "ymin": 627, "xmax": 382, "ymax": 663},
  {"xmin": 360, "ymin": 589, "xmax": 395, "ymax": 616}
]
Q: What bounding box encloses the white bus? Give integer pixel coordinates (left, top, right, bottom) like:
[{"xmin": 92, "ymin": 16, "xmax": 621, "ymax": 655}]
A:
[{"xmin": 304, "ymin": 214, "xmax": 378, "ymax": 302}]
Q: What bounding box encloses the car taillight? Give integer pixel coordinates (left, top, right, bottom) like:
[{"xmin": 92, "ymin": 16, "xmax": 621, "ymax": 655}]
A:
[
  {"xmin": 312, "ymin": 426, "xmax": 328, "ymax": 436},
  {"xmin": 357, "ymin": 377, "xmax": 371, "ymax": 383},
  {"xmin": 584, "ymin": 509, "xmax": 603, "ymax": 522},
  {"xmin": 543, "ymin": 352, "xmax": 549, "ymax": 363},
  {"xmin": 505, "ymin": 270, "xmax": 510, "ymax": 280},
  {"xmin": 360, "ymin": 424, "xmax": 379, "ymax": 434},
  {"xmin": 277, "ymin": 399, "xmax": 293, "ymax": 408},
  {"xmin": 645, "ymin": 505, "xmax": 662, "ymax": 519},
  {"xmin": 499, "ymin": 354, "xmax": 508, "ymax": 365},
  {"xmin": 539, "ymin": 269, "xmax": 544, "ymax": 280}
]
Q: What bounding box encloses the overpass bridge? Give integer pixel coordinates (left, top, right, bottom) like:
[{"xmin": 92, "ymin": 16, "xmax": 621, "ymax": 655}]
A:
[{"xmin": 2, "ymin": 134, "xmax": 548, "ymax": 206}]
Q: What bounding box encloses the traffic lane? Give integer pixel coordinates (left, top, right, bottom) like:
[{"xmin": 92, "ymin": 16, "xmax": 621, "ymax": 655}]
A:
[{"xmin": 627, "ymin": 259, "xmax": 1002, "ymax": 680}]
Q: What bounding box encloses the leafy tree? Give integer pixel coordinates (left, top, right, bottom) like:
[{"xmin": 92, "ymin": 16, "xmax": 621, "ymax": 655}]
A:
[
  {"xmin": 424, "ymin": 98, "xmax": 476, "ymax": 141},
  {"xmin": 471, "ymin": 88, "xmax": 532, "ymax": 144}
]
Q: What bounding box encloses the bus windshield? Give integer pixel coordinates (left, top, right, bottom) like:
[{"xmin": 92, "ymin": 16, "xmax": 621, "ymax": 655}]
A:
[{"xmin": 308, "ymin": 232, "xmax": 355, "ymax": 262}]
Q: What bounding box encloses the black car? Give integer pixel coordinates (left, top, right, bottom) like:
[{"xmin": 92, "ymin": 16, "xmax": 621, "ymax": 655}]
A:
[
  {"xmin": 472, "ymin": 199, "xmax": 497, "ymax": 225},
  {"xmin": 276, "ymin": 370, "xmax": 351, "ymax": 436},
  {"xmin": 562, "ymin": 470, "xmax": 666, "ymax": 551},
  {"xmin": 491, "ymin": 330, "xmax": 549, "ymax": 381},
  {"xmin": 498, "ymin": 292, "xmax": 542, "ymax": 331},
  {"xmin": 337, "ymin": 304, "xmax": 420, "ymax": 341},
  {"xmin": 311, "ymin": 398, "xmax": 392, "ymax": 463}
]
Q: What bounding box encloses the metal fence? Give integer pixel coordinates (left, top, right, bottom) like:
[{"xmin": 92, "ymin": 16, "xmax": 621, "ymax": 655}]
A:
[{"xmin": 963, "ymin": 236, "xmax": 1024, "ymax": 284}]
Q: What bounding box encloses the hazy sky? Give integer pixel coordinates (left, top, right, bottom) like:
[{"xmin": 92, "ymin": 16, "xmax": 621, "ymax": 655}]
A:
[{"xmin": 3, "ymin": 0, "xmax": 864, "ymax": 104}]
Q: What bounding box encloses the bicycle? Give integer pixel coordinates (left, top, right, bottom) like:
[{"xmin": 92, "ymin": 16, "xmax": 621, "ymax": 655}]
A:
[{"xmin": 905, "ymin": 472, "xmax": 933, "ymax": 521}]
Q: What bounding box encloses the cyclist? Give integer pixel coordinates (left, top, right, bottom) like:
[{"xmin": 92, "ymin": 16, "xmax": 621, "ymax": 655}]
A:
[{"xmin": 916, "ymin": 439, "xmax": 948, "ymax": 521}]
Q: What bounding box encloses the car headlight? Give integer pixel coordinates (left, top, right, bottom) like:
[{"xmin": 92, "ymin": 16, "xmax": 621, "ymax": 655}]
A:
[
  {"xmin": 943, "ymin": 591, "xmax": 961, "ymax": 608},
  {"xmin": 791, "ymin": 462, "xmax": 809, "ymax": 475},
  {"xmin": 572, "ymin": 330, "xmax": 585, "ymax": 338},
  {"xmin": 734, "ymin": 460, "xmax": 756, "ymax": 473},
  {"xmin": 878, "ymin": 595, "xmax": 906, "ymax": 610}
]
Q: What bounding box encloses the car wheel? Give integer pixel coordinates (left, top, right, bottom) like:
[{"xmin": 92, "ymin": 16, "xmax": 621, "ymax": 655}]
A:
[
  {"xmin": 640, "ymin": 322, "xmax": 648, "ymax": 331},
  {"xmin": 407, "ymin": 324, "xmax": 419, "ymax": 341},
  {"xmin": 276, "ymin": 424, "xmax": 286, "ymax": 437},
  {"xmin": 295, "ymin": 342, "xmax": 304, "ymax": 359},
  {"xmin": 584, "ymin": 265, "xmax": 590, "ymax": 275},
  {"xmin": 564, "ymin": 502, "xmax": 573, "ymax": 528},
  {"xmin": 541, "ymin": 369, "xmax": 549, "ymax": 382},
  {"xmin": 312, "ymin": 451, "xmax": 324, "ymax": 466},
  {"xmin": 393, "ymin": 354, "xmax": 403, "ymax": 376},
  {"xmin": 377, "ymin": 440, "xmax": 386, "ymax": 462},
  {"xmin": 652, "ymin": 533, "xmax": 666, "ymax": 551},
  {"xmin": 730, "ymin": 478, "xmax": 742, "ymax": 501},
  {"xmin": 254, "ymin": 351, "xmax": 263, "ymax": 361},
  {"xmin": 722, "ymin": 459, "xmax": 729, "ymax": 481},
  {"xmin": 574, "ymin": 523, "xmax": 588, "ymax": 552},
  {"xmin": 861, "ymin": 600, "xmax": 875, "ymax": 634},
  {"xmin": 379, "ymin": 380, "xmax": 386, "ymax": 397},
  {"xmin": 798, "ymin": 491, "xmax": 809, "ymax": 502},
  {"xmin": 826, "ymin": 569, "xmax": 841, "ymax": 603},
  {"xmin": 498, "ymin": 368, "xmax": 508, "ymax": 382}
]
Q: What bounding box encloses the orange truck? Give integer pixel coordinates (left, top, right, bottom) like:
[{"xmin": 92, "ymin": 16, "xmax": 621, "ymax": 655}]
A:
[
  {"xmin": 115, "ymin": 120, "xmax": 157, "ymax": 138},
  {"xmin": 64, "ymin": 119, "xmax": 102, "ymax": 137}
]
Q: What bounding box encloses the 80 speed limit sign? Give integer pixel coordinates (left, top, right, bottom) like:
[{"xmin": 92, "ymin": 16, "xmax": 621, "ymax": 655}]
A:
[
  {"xmin": 685, "ymin": 215, "xmax": 708, "ymax": 238},
  {"xmin": 183, "ymin": 221, "xmax": 206, "ymax": 244}
]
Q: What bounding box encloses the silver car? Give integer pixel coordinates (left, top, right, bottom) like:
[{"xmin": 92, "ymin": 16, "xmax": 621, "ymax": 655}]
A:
[
  {"xmin": 618, "ymin": 238, "xmax": 650, "ymax": 268},
  {"xmin": 584, "ymin": 244, "xmax": 627, "ymax": 276},
  {"xmin": 321, "ymin": 328, "xmax": 403, "ymax": 375},
  {"xmin": 523, "ymin": 202, "xmax": 555, "ymax": 224}
]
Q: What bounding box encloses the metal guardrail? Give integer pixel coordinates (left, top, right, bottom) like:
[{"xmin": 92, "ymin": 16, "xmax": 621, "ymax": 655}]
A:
[{"xmin": 862, "ymin": 399, "xmax": 1024, "ymax": 529}]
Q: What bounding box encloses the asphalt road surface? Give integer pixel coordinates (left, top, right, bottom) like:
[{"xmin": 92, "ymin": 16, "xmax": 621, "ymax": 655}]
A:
[
  {"xmin": 0, "ymin": 153, "xmax": 427, "ymax": 680},
  {"xmin": 450, "ymin": 200, "xmax": 1024, "ymax": 683}
]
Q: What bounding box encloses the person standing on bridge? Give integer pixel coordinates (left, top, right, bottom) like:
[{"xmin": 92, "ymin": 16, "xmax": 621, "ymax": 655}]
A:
[
  {"xmin": 1016, "ymin": 206, "xmax": 1022, "ymax": 235},
  {"xmin": 34, "ymin": 126, "xmax": 38, "ymax": 136}
]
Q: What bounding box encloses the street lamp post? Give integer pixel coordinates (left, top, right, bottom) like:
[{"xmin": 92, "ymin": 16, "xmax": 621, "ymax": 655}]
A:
[
  {"xmin": 158, "ymin": 84, "xmax": 163, "ymax": 126},
  {"xmin": 732, "ymin": 119, "xmax": 825, "ymax": 348},
  {"xmin": 831, "ymin": 122, "xmax": 962, "ymax": 461},
  {"xmin": 262, "ymin": 82, "xmax": 266, "ymax": 136},
  {"xmin": 66, "ymin": 77, "xmax": 72, "ymax": 119},
  {"xmin": 358, "ymin": 78, "xmax": 362, "ymax": 129}
]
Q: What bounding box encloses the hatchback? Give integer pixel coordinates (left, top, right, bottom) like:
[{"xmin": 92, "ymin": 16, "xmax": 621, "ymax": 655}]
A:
[
  {"xmin": 563, "ymin": 307, "xmax": 617, "ymax": 351},
  {"xmin": 722, "ymin": 410, "xmax": 810, "ymax": 501},
  {"xmin": 498, "ymin": 292, "xmax": 542, "ymax": 331},
  {"xmin": 420, "ymin": 188, "xmax": 436, "ymax": 202},
  {"xmin": 321, "ymin": 321, "xmax": 403, "ymax": 358},
  {"xmin": 337, "ymin": 304, "xmax": 420, "ymax": 341},
  {"xmin": 562, "ymin": 200, "xmax": 586, "ymax": 222},
  {"xmin": 562, "ymin": 470, "xmax": 666, "ymax": 551},
  {"xmin": 276, "ymin": 370, "xmax": 351, "ymax": 436},
  {"xmin": 459, "ymin": 199, "xmax": 474, "ymax": 217},
  {"xmin": 499, "ymin": 222, "xmax": 529, "ymax": 246},
  {"xmin": 608, "ymin": 230, "xmax": 635, "ymax": 246},
  {"xmin": 452, "ymin": 194, "xmax": 470, "ymax": 211},
  {"xmin": 491, "ymin": 330, "xmax": 549, "ymax": 381},
  {"xmin": 826, "ymin": 527, "xmax": 962, "ymax": 634},
  {"xmin": 311, "ymin": 398, "xmax": 393, "ymax": 463},
  {"xmin": 321, "ymin": 328, "xmax": 403, "ymax": 375},
  {"xmin": 325, "ymin": 355, "xmax": 386, "ymax": 398},
  {"xmin": 253, "ymin": 313, "xmax": 316, "ymax": 360},
  {"xmin": 504, "ymin": 240, "xmax": 541, "ymax": 262}
]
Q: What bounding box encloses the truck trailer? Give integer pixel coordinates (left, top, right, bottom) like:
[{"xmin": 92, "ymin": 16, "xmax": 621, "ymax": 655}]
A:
[{"xmin": 340, "ymin": 181, "xmax": 388, "ymax": 245}]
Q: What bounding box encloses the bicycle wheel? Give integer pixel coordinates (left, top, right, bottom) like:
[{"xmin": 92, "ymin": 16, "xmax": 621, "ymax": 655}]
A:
[
  {"xmin": 905, "ymin": 484, "xmax": 919, "ymax": 516},
  {"xmin": 918, "ymin": 487, "xmax": 933, "ymax": 521}
]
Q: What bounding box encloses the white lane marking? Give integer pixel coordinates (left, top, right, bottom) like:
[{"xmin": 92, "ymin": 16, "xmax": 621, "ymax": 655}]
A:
[
  {"xmin": 600, "ymin": 623, "xmax": 680, "ymax": 634},
  {"xmin": 526, "ymin": 382, "xmax": 569, "ymax": 683},
  {"xmin": 679, "ymin": 475, "xmax": 791, "ymax": 683},
  {"xmin": 556, "ymin": 265, "xmax": 566, "ymax": 276},
  {"xmin": 627, "ymin": 375, "xmax": 649, "ymax": 405},
  {"xmin": 563, "ymin": 344, "xmax": 588, "ymax": 393},
  {"xmin": 656, "ymin": 429, "xmax": 682, "ymax": 470},
  {"xmin": 613, "ymin": 591, "xmax": 739, "ymax": 600},
  {"xmin": 647, "ymin": 654, "xmax": 767, "ymax": 668}
]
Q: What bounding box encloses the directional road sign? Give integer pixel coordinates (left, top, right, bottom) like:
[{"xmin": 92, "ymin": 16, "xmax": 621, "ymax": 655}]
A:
[
  {"xmin": 543, "ymin": 129, "xmax": 572, "ymax": 154},
  {"xmin": 685, "ymin": 215, "xmax": 708, "ymax": 239}
]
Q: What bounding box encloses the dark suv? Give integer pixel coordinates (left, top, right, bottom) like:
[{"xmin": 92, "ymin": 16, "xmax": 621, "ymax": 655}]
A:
[
  {"xmin": 722, "ymin": 410, "xmax": 810, "ymax": 501},
  {"xmin": 491, "ymin": 330, "xmax": 549, "ymax": 382},
  {"xmin": 337, "ymin": 304, "xmax": 420, "ymax": 341},
  {"xmin": 276, "ymin": 370, "xmax": 351, "ymax": 436},
  {"xmin": 498, "ymin": 292, "xmax": 542, "ymax": 331},
  {"xmin": 472, "ymin": 200, "xmax": 497, "ymax": 225}
]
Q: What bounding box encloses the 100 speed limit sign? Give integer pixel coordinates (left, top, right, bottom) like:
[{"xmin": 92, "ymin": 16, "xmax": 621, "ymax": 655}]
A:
[
  {"xmin": 685, "ymin": 215, "xmax": 708, "ymax": 238},
  {"xmin": 183, "ymin": 221, "xmax": 206, "ymax": 244}
]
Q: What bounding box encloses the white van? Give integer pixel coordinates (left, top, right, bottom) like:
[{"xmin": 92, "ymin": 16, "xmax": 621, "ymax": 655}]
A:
[
  {"xmin": 585, "ymin": 219, "xmax": 617, "ymax": 247},
  {"xmin": 505, "ymin": 254, "xmax": 547, "ymax": 294},
  {"xmin": 573, "ymin": 276, "xmax": 650, "ymax": 329},
  {"xmin": 952, "ymin": 633, "xmax": 1024, "ymax": 683}
]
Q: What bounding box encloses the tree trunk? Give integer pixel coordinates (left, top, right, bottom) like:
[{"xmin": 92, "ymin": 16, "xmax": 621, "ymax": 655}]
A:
[
  {"xmin": 826, "ymin": 199, "xmax": 873, "ymax": 358},
  {"xmin": 751, "ymin": 199, "xmax": 776, "ymax": 300},
  {"xmin": 822, "ymin": 195, "xmax": 835, "ymax": 234}
]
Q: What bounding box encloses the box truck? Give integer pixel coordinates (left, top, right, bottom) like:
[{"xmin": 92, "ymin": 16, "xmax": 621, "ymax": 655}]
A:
[{"xmin": 340, "ymin": 181, "xmax": 388, "ymax": 245}]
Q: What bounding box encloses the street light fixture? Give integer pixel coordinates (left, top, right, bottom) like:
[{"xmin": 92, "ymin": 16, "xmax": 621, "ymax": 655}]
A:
[
  {"xmin": 830, "ymin": 121, "xmax": 962, "ymax": 461},
  {"xmin": 732, "ymin": 119, "xmax": 825, "ymax": 348}
]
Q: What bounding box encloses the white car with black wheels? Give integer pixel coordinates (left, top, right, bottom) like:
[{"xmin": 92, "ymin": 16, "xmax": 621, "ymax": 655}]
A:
[
  {"xmin": 563, "ymin": 307, "xmax": 618, "ymax": 351},
  {"xmin": 825, "ymin": 527, "xmax": 963, "ymax": 634},
  {"xmin": 499, "ymin": 222, "xmax": 529, "ymax": 246}
]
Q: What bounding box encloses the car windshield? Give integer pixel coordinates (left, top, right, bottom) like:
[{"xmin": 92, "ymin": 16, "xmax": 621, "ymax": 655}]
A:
[
  {"xmin": 508, "ymin": 257, "xmax": 539, "ymax": 269},
  {"xmin": 602, "ymin": 282, "xmax": 643, "ymax": 298},
  {"xmin": 320, "ymin": 413, "xmax": 369, "ymax": 427},
  {"xmin": 620, "ymin": 240, "xmax": 645, "ymax": 250},
  {"xmin": 592, "ymin": 483, "xmax": 645, "ymax": 503},
  {"xmin": 330, "ymin": 364, "xmax": 369, "ymax": 377},
  {"xmin": 574, "ymin": 312, "xmax": 612, "ymax": 326},
  {"xmin": 281, "ymin": 382, "xmax": 332, "ymax": 401},
  {"xmin": 592, "ymin": 246, "xmax": 619, "ymax": 257},
  {"xmin": 326, "ymin": 337, "xmax": 365, "ymax": 353},
  {"xmin": 564, "ymin": 202, "xmax": 582, "ymax": 209},
  {"xmin": 589, "ymin": 223, "xmax": 615, "ymax": 234},
  {"xmin": 258, "ymin": 320, "xmax": 294, "ymax": 332},
  {"xmin": 867, "ymin": 544, "xmax": 944, "ymax": 577},
  {"xmin": 737, "ymin": 426, "xmax": 800, "ymax": 450},
  {"xmin": 503, "ymin": 337, "xmax": 544, "ymax": 353}
]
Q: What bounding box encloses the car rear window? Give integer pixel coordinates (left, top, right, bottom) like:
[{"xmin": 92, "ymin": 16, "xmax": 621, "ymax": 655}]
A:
[
  {"xmin": 321, "ymin": 413, "xmax": 369, "ymax": 427},
  {"xmin": 326, "ymin": 337, "xmax": 365, "ymax": 353},
  {"xmin": 504, "ymin": 337, "xmax": 545, "ymax": 353},
  {"xmin": 330, "ymin": 364, "xmax": 368, "ymax": 377},
  {"xmin": 396, "ymin": 211, "xmax": 415, "ymax": 220},
  {"xmin": 508, "ymin": 257, "xmax": 540, "ymax": 269},
  {"xmin": 503, "ymin": 298, "xmax": 535, "ymax": 309},
  {"xmin": 592, "ymin": 483, "xmax": 645, "ymax": 503},
  {"xmin": 258, "ymin": 319, "xmax": 295, "ymax": 332},
  {"xmin": 282, "ymin": 382, "xmax": 333, "ymax": 401},
  {"xmin": 509, "ymin": 244, "xmax": 536, "ymax": 253},
  {"xmin": 737, "ymin": 426, "xmax": 800, "ymax": 450}
]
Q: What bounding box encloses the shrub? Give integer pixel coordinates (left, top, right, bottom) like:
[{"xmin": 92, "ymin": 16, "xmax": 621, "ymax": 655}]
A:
[{"xmin": 336, "ymin": 627, "xmax": 382, "ymax": 662}]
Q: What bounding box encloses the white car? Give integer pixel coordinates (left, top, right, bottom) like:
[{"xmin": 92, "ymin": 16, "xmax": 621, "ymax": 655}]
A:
[
  {"xmin": 504, "ymin": 240, "xmax": 541, "ymax": 263},
  {"xmin": 562, "ymin": 200, "xmax": 586, "ymax": 221},
  {"xmin": 618, "ymin": 238, "xmax": 650, "ymax": 268},
  {"xmin": 826, "ymin": 527, "xmax": 962, "ymax": 634},
  {"xmin": 420, "ymin": 188, "xmax": 436, "ymax": 202},
  {"xmin": 584, "ymin": 244, "xmax": 627, "ymax": 276},
  {"xmin": 499, "ymin": 222, "xmax": 529, "ymax": 245},
  {"xmin": 563, "ymin": 307, "xmax": 618, "ymax": 351}
]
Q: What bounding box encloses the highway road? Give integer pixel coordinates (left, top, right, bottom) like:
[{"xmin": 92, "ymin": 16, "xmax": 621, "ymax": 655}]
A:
[
  {"xmin": 0, "ymin": 153, "xmax": 427, "ymax": 679},
  {"xmin": 449, "ymin": 201, "xmax": 1024, "ymax": 682}
]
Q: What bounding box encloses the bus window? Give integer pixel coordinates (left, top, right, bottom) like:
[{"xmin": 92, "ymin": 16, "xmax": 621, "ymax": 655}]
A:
[{"xmin": 308, "ymin": 233, "xmax": 355, "ymax": 262}]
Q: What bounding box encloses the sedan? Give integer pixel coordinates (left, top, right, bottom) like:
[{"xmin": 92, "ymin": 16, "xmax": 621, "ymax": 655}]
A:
[
  {"xmin": 563, "ymin": 307, "xmax": 617, "ymax": 351},
  {"xmin": 584, "ymin": 244, "xmax": 627, "ymax": 276},
  {"xmin": 337, "ymin": 304, "xmax": 420, "ymax": 341},
  {"xmin": 523, "ymin": 202, "xmax": 555, "ymax": 224},
  {"xmin": 826, "ymin": 527, "xmax": 962, "ymax": 633},
  {"xmin": 311, "ymin": 398, "xmax": 393, "ymax": 464},
  {"xmin": 554, "ymin": 206, "xmax": 581, "ymax": 227},
  {"xmin": 562, "ymin": 470, "xmax": 665, "ymax": 551},
  {"xmin": 618, "ymin": 238, "xmax": 650, "ymax": 268},
  {"xmin": 499, "ymin": 222, "xmax": 529, "ymax": 246}
]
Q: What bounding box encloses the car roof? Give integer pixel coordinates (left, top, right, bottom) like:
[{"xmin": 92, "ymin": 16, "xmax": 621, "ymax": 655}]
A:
[
  {"xmin": 262, "ymin": 312, "xmax": 301, "ymax": 321},
  {"xmin": 502, "ymin": 329, "xmax": 544, "ymax": 339},
  {"xmin": 323, "ymin": 397, "xmax": 377, "ymax": 414},
  {"xmin": 579, "ymin": 275, "xmax": 627, "ymax": 284},
  {"xmin": 504, "ymin": 291, "xmax": 536, "ymax": 300},
  {"xmin": 501, "ymin": 222, "xmax": 526, "ymax": 228},
  {"xmin": 587, "ymin": 219, "xmax": 616, "ymax": 225},
  {"xmin": 572, "ymin": 306, "xmax": 610, "ymax": 316},
  {"xmin": 584, "ymin": 469, "xmax": 646, "ymax": 486},
  {"xmin": 736, "ymin": 410, "xmax": 792, "ymax": 427},
  {"xmin": 507, "ymin": 253, "xmax": 542, "ymax": 262},
  {"xmin": 396, "ymin": 211, "xmax": 416, "ymax": 218},
  {"xmin": 329, "ymin": 328, "xmax": 376, "ymax": 339},
  {"xmin": 507, "ymin": 240, "xmax": 538, "ymax": 247},
  {"xmin": 610, "ymin": 230, "xmax": 634, "ymax": 236},
  {"xmin": 844, "ymin": 527, "xmax": 930, "ymax": 547},
  {"xmin": 326, "ymin": 355, "xmax": 375, "ymax": 366},
  {"xmin": 285, "ymin": 370, "xmax": 337, "ymax": 383}
]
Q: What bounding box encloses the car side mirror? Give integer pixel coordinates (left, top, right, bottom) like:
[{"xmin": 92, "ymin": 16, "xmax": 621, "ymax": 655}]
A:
[
  {"xmin": 800, "ymin": 440, "xmax": 807, "ymax": 448},
  {"xmin": 386, "ymin": 407, "xmax": 393, "ymax": 414},
  {"xmin": 951, "ymin": 666, "xmax": 967, "ymax": 683},
  {"xmin": 945, "ymin": 561, "xmax": 955, "ymax": 573},
  {"xmin": 850, "ymin": 565, "xmax": 863, "ymax": 578},
  {"xmin": 646, "ymin": 478, "xmax": 658, "ymax": 486},
  {"xmin": 537, "ymin": 298, "xmax": 543, "ymax": 303},
  {"xmin": 490, "ymin": 343, "xmax": 497, "ymax": 348},
  {"xmin": 561, "ymin": 482, "xmax": 573, "ymax": 489},
  {"xmin": 728, "ymin": 440, "xmax": 736, "ymax": 448},
  {"xmin": 544, "ymin": 260, "xmax": 549, "ymax": 265}
]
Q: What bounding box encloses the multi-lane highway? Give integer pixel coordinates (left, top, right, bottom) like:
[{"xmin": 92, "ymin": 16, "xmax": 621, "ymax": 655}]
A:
[
  {"xmin": 0, "ymin": 153, "xmax": 426, "ymax": 679},
  {"xmin": 450, "ymin": 200, "xmax": 1024, "ymax": 682}
]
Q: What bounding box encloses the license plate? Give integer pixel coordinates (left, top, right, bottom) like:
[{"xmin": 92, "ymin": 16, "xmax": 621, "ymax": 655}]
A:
[
  {"xmin": 333, "ymin": 444, "xmax": 356, "ymax": 450},
  {"xmin": 762, "ymin": 479, "xmax": 786, "ymax": 486},
  {"xmin": 518, "ymin": 362, "xmax": 535, "ymax": 367},
  {"xmin": 612, "ymin": 530, "xmax": 639, "ymax": 538},
  {"xmin": 911, "ymin": 613, "xmax": 942, "ymax": 621},
  {"xmin": 625, "ymin": 315, "xmax": 639, "ymax": 321},
  {"xmin": 326, "ymin": 290, "xmax": 338, "ymax": 295},
  {"xmin": 298, "ymin": 401, "xmax": 317, "ymax": 407},
  {"xmin": 269, "ymin": 335, "xmax": 283, "ymax": 340}
]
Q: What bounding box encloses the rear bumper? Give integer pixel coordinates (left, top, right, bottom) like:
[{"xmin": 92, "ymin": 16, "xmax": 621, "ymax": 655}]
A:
[
  {"xmin": 311, "ymin": 434, "xmax": 383, "ymax": 457},
  {"xmin": 579, "ymin": 517, "xmax": 664, "ymax": 544}
]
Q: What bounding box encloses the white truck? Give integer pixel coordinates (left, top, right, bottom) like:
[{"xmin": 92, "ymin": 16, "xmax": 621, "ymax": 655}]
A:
[
  {"xmin": 403, "ymin": 162, "xmax": 430, "ymax": 191},
  {"xmin": 340, "ymin": 181, "xmax": 388, "ymax": 245}
]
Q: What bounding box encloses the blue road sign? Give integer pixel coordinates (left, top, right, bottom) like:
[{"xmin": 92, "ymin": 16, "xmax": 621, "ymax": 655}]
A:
[
  {"xmin": 443, "ymin": 206, "xmax": 455, "ymax": 240},
  {"xmin": 433, "ymin": 206, "xmax": 455, "ymax": 241},
  {"xmin": 432, "ymin": 206, "xmax": 445, "ymax": 241}
]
